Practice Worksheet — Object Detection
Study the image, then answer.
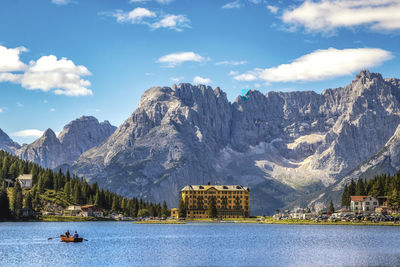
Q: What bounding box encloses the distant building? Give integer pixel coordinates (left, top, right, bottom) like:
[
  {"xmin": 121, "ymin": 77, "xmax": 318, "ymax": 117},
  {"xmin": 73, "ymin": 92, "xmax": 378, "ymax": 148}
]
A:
[
  {"xmin": 16, "ymin": 174, "xmax": 33, "ymax": 188},
  {"xmin": 181, "ymin": 185, "xmax": 250, "ymax": 219},
  {"xmin": 65, "ymin": 205, "xmax": 82, "ymax": 216},
  {"xmin": 350, "ymin": 196, "xmax": 379, "ymax": 212},
  {"xmin": 80, "ymin": 205, "xmax": 103, "ymax": 217},
  {"xmin": 171, "ymin": 208, "xmax": 179, "ymax": 219},
  {"xmin": 21, "ymin": 208, "xmax": 36, "ymax": 218}
]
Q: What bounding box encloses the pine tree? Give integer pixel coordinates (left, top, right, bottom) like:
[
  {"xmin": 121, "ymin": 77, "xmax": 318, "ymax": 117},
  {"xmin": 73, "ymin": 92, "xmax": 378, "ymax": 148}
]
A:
[
  {"xmin": 23, "ymin": 192, "xmax": 33, "ymax": 209},
  {"xmin": 207, "ymin": 197, "xmax": 217, "ymax": 218},
  {"xmin": 349, "ymin": 179, "xmax": 356, "ymax": 196},
  {"xmin": 355, "ymin": 178, "xmax": 366, "ymax": 195},
  {"xmin": 73, "ymin": 183, "xmax": 82, "ymax": 205},
  {"xmin": 341, "ymin": 184, "xmax": 350, "ymax": 208},
  {"xmin": 178, "ymin": 197, "xmax": 186, "ymax": 218},
  {"xmin": 0, "ymin": 186, "xmax": 11, "ymax": 220},
  {"xmin": 11, "ymin": 182, "xmax": 23, "ymax": 217},
  {"xmin": 161, "ymin": 201, "xmax": 169, "ymax": 217},
  {"xmin": 388, "ymin": 188, "xmax": 400, "ymax": 212},
  {"xmin": 329, "ymin": 200, "xmax": 335, "ymax": 214}
]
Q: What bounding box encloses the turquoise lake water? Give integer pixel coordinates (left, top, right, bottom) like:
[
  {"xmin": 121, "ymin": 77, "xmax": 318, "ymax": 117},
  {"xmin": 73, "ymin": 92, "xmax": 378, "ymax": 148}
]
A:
[{"xmin": 0, "ymin": 222, "xmax": 399, "ymax": 266}]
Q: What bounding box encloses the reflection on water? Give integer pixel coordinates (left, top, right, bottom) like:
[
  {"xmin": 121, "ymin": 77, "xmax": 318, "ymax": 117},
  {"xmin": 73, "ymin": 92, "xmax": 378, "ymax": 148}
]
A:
[{"xmin": 0, "ymin": 222, "xmax": 400, "ymax": 266}]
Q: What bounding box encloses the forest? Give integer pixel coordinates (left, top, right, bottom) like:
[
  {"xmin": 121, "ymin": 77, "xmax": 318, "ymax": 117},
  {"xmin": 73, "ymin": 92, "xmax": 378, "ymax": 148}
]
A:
[
  {"xmin": 341, "ymin": 170, "xmax": 400, "ymax": 211},
  {"xmin": 0, "ymin": 151, "xmax": 169, "ymax": 220}
]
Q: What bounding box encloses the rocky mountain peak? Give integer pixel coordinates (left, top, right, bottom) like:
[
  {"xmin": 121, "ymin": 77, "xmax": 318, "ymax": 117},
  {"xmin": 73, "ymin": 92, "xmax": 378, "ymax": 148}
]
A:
[
  {"xmin": 41, "ymin": 129, "xmax": 58, "ymax": 142},
  {"xmin": 0, "ymin": 128, "xmax": 20, "ymax": 154}
]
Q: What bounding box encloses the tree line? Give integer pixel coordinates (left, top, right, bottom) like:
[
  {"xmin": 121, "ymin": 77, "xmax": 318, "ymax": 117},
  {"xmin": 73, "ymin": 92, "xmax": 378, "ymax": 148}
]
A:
[
  {"xmin": 0, "ymin": 151, "xmax": 169, "ymax": 220},
  {"xmin": 341, "ymin": 171, "xmax": 400, "ymax": 211}
]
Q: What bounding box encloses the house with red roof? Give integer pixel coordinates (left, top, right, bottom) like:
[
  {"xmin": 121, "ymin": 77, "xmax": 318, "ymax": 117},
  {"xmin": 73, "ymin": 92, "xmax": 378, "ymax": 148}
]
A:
[{"xmin": 350, "ymin": 196, "xmax": 379, "ymax": 212}]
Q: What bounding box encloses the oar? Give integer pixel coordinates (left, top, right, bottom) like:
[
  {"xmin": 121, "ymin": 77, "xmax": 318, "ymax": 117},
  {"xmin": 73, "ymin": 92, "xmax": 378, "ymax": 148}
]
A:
[
  {"xmin": 83, "ymin": 239, "xmax": 89, "ymax": 241},
  {"xmin": 48, "ymin": 236, "xmax": 59, "ymax": 240}
]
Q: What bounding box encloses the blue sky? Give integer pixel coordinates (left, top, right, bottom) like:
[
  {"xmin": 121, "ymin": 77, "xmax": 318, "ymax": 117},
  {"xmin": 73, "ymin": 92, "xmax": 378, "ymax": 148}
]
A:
[{"xmin": 0, "ymin": 0, "xmax": 399, "ymax": 144}]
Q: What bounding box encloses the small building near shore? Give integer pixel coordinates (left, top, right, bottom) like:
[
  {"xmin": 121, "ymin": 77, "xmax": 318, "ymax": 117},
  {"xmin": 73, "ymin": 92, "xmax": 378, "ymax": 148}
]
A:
[
  {"xmin": 171, "ymin": 208, "xmax": 179, "ymax": 219},
  {"xmin": 350, "ymin": 196, "xmax": 379, "ymax": 212},
  {"xmin": 65, "ymin": 205, "xmax": 82, "ymax": 216},
  {"xmin": 80, "ymin": 204, "xmax": 103, "ymax": 217},
  {"xmin": 16, "ymin": 174, "xmax": 33, "ymax": 188}
]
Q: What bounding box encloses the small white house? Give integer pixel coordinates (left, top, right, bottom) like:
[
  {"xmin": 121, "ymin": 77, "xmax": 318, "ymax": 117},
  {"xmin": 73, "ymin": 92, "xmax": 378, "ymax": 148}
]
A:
[
  {"xmin": 351, "ymin": 196, "xmax": 379, "ymax": 212},
  {"xmin": 16, "ymin": 174, "xmax": 33, "ymax": 189}
]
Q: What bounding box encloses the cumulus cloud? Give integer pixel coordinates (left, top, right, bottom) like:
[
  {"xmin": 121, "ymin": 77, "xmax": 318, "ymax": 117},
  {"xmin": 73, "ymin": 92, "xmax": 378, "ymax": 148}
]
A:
[
  {"xmin": 216, "ymin": 60, "xmax": 247, "ymax": 66},
  {"xmin": 234, "ymin": 48, "xmax": 393, "ymax": 82},
  {"xmin": 267, "ymin": 5, "xmax": 278, "ymax": 14},
  {"xmin": 222, "ymin": 1, "xmax": 242, "ymax": 9},
  {"xmin": 21, "ymin": 55, "xmax": 92, "ymax": 96},
  {"xmin": 12, "ymin": 129, "xmax": 44, "ymax": 138},
  {"xmin": 193, "ymin": 76, "xmax": 212, "ymax": 84},
  {"xmin": 0, "ymin": 108, "xmax": 3, "ymax": 113},
  {"xmin": 16, "ymin": 102, "xmax": 23, "ymax": 107},
  {"xmin": 151, "ymin": 14, "xmax": 190, "ymax": 31},
  {"xmin": 282, "ymin": 0, "xmax": 400, "ymax": 33},
  {"xmin": 157, "ymin": 52, "xmax": 206, "ymax": 67},
  {"xmin": 0, "ymin": 45, "xmax": 27, "ymax": 72},
  {"xmin": 0, "ymin": 45, "xmax": 92, "ymax": 96},
  {"xmin": 113, "ymin": 7, "xmax": 156, "ymax": 23}
]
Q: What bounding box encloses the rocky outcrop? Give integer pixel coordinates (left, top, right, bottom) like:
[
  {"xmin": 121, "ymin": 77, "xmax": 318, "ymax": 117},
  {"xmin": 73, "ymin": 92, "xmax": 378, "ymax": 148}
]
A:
[
  {"xmin": 16, "ymin": 116, "xmax": 116, "ymax": 169},
  {"xmin": 72, "ymin": 71, "xmax": 400, "ymax": 214},
  {"xmin": 0, "ymin": 129, "xmax": 20, "ymax": 154}
]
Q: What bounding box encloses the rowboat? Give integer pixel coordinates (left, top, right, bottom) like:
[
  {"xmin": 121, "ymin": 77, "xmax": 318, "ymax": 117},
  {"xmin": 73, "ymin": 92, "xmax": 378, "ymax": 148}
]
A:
[{"xmin": 60, "ymin": 235, "xmax": 83, "ymax": 243}]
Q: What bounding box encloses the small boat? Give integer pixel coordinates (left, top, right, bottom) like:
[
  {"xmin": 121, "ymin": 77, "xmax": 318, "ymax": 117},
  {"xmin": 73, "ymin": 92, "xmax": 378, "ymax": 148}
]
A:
[{"xmin": 60, "ymin": 235, "xmax": 83, "ymax": 243}]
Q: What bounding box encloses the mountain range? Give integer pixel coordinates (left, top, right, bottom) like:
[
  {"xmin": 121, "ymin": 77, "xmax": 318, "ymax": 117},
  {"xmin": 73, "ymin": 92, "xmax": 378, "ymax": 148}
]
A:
[{"xmin": 2, "ymin": 70, "xmax": 400, "ymax": 214}]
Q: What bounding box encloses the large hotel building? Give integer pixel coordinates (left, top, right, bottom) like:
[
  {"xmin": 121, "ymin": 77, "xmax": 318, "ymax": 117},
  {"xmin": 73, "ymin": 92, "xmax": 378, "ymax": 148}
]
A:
[{"xmin": 180, "ymin": 184, "xmax": 250, "ymax": 219}]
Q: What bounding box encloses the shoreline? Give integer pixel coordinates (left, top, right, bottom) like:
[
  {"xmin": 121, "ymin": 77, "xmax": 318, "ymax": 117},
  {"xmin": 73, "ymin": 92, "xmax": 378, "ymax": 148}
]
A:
[{"xmin": 3, "ymin": 217, "xmax": 400, "ymax": 226}]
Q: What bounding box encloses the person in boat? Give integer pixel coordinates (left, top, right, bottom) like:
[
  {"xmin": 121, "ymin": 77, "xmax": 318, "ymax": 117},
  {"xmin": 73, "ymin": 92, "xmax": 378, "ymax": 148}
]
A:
[
  {"xmin": 73, "ymin": 231, "xmax": 79, "ymax": 238},
  {"xmin": 65, "ymin": 230, "xmax": 70, "ymax": 237}
]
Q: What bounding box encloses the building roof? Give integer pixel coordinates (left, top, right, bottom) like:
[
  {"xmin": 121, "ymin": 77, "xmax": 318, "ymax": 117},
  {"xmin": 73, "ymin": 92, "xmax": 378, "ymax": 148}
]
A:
[
  {"xmin": 181, "ymin": 185, "xmax": 249, "ymax": 191},
  {"xmin": 17, "ymin": 174, "xmax": 33, "ymax": 181},
  {"xmin": 350, "ymin": 196, "xmax": 376, "ymax": 202}
]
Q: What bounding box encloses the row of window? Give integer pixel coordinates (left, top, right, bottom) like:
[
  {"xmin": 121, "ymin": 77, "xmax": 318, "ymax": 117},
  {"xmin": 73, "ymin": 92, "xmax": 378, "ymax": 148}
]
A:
[
  {"xmin": 186, "ymin": 195, "xmax": 248, "ymax": 200},
  {"xmin": 353, "ymin": 202, "xmax": 378, "ymax": 205},
  {"xmin": 184, "ymin": 191, "xmax": 247, "ymax": 195}
]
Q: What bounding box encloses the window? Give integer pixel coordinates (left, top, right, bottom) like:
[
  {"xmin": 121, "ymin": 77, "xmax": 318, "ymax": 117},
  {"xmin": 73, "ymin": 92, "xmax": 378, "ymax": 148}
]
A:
[
  {"xmin": 373, "ymin": 202, "xmax": 377, "ymax": 205},
  {"xmin": 366, "ymin": 202, "xmax": 370, "ymax": 205},
  {"xmin": 355, "ymin": 202, "xmax": 359, "ymax": 205}
]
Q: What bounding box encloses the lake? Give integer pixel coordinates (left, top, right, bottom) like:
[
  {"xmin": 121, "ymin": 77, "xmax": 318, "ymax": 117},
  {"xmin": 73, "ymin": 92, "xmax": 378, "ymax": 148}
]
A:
[{"xmin": 0, "ymin": 222, "xmax": 399, "ymax": 266}]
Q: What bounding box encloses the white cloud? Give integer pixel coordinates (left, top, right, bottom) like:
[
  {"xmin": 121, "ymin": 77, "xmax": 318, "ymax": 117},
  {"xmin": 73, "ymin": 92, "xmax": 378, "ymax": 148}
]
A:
[
  {"xmin": 129, "ymin": 0, "xmax": 150, "ymax": 2},
  {"xmin": 267, "ymin": 5, "xmax": 278, "ymax": 14},
  {"xmin": 0, "ymin": 45, "xmax": 27, "ymax": 72},
  {"xmin": 50, "ymin": 108, "xmax": 56, "ymax": 112},
  {"xmin": 228, "ymin": 70, "xmax": 239, "ymax": 76},
  {"xmin": 43, "ymin": 100, "xmax": 48, "ymax": 104},
  {"xmin": 113, "ymin": 7, "xmax": 156, "ymax": 23},
  {"xmin": 234, "ymin": 48, "xmax": 393, "ymax": 82},
  {"xmin": 222, "ymin": 1, "xmax": 242, "ymax": 9},
  {"xmin": 0, "ymin": 45, "xmax": 92, "ymax": 96},
  {"xmin": 157, "ymin": 52, "xmax": 206, "ymax": 67},
  {"xmin": 282, "ymin": 0, "xmax": 400, "ymax": 33},
  {"xmin": 156, "ymin": 0, "xmax": 174, "ymax": 4},
  {"xmin": 0, "ymin": 73, "xmax": 20, "ymax": 83},
  {"xmin": 51, "ymin": 0, "xmax": 71, "ymax": 5},
  {"xmin": 0, "ymin": 108, "xmax": 2, "ymax": 113},
  {"xmin": 21, "ymin": 55, "xmax": 93, "ymax": 96},
  {"xmin": 12, "ymin": 129, "xmax": 44, "ymax": 138},
  {"xmin": 16, "ymin": 102, "xmax": 23, "ymax": 107},
  {"xmin": 216, "ymin": 60, "xmax": 247, "ymax": 66},
  {"xmin": 151, "ymin": 14, "xmax": 190, "ymax": 31},
  {"xmin": 193, "ymin": 76, "xmax": 212, "ymax": 84},
  {"xmin": 170, "ymin": 76, "xmax": 184, "ymax": 83}
]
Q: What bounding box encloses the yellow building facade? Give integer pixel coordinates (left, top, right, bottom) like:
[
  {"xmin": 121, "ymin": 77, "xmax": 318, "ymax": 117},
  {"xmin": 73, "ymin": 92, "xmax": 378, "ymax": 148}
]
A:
[{"xmin": 181, "ymin": 185, "xmax": 250, "ymax": 219}]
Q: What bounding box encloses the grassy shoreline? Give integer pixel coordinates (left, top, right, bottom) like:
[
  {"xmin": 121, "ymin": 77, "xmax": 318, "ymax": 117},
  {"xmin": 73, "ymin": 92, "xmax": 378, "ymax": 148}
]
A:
[{"xmin": 4, "ymin": 217, "xmax": 400, "ymax": 226}]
